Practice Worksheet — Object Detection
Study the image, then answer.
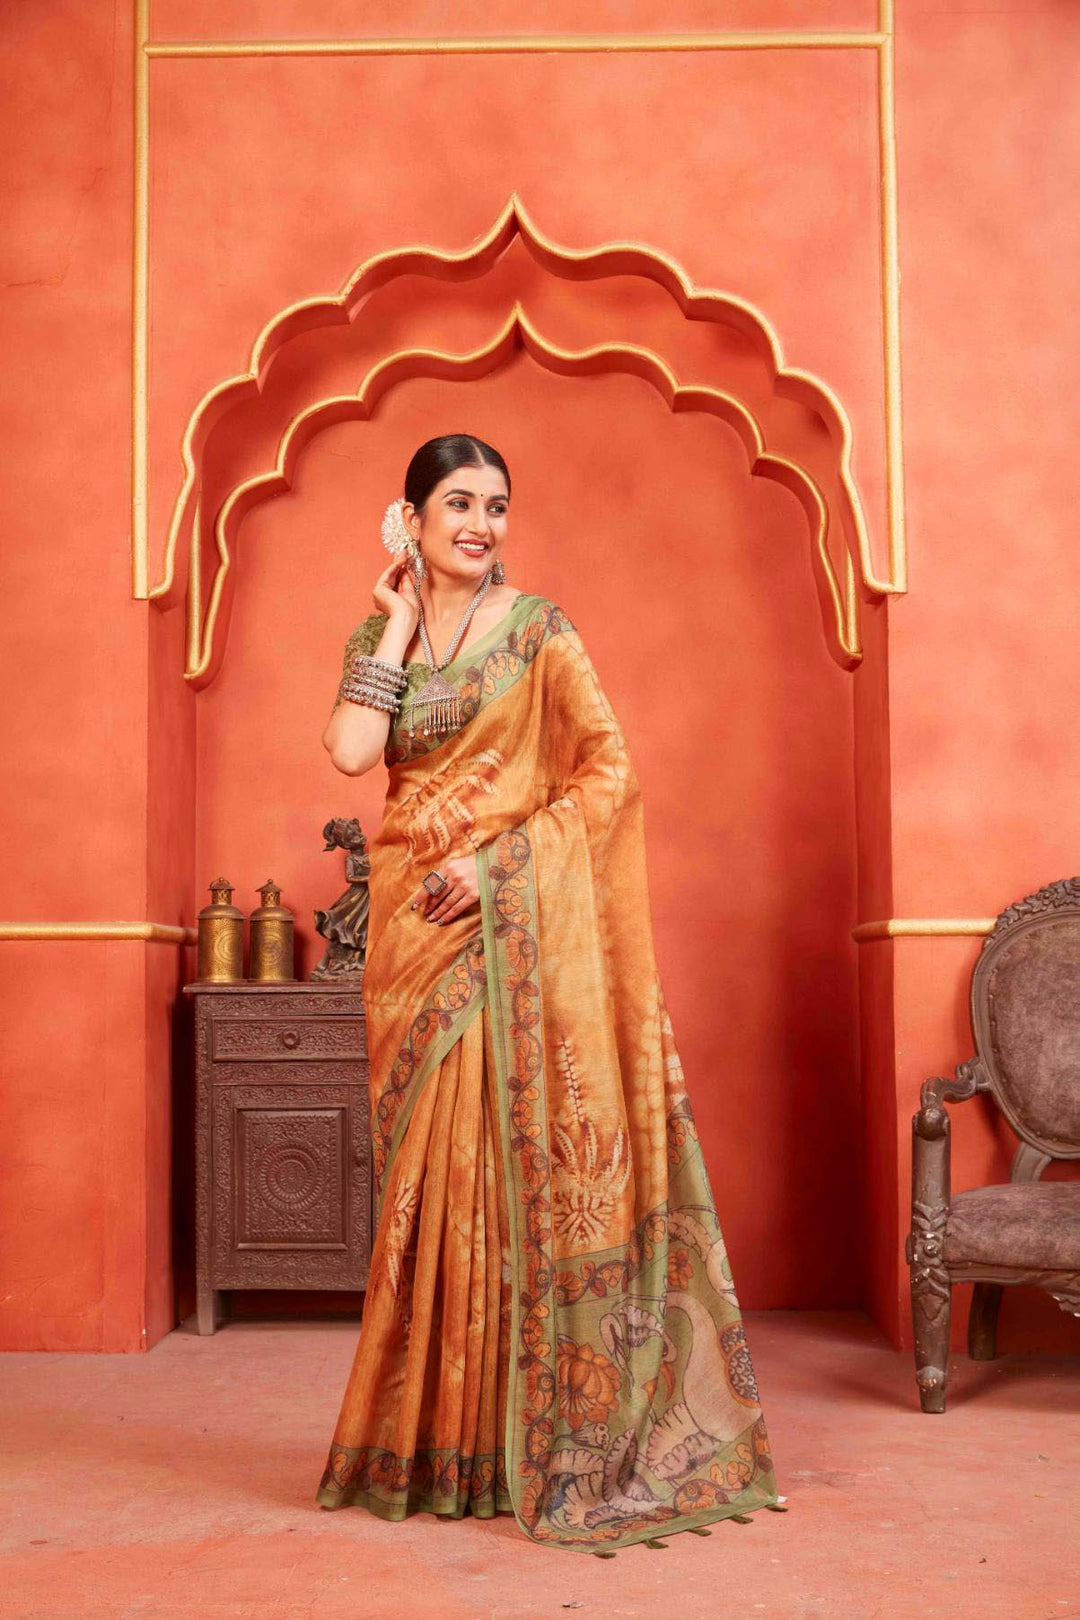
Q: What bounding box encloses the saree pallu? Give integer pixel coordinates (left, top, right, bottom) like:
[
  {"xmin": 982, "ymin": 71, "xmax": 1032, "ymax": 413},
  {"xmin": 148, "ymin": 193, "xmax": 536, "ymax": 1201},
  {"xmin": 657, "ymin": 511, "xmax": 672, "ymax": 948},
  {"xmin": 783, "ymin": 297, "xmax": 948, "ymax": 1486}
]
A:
[{"xmin": 316, "ymin": 593, "xmax": 779, "ymax": 1550}]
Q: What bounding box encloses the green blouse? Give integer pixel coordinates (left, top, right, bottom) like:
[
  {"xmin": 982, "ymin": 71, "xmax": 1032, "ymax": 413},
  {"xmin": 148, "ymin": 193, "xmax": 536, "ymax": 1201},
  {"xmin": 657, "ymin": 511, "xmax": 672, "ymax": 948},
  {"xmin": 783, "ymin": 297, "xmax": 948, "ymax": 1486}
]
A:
[{"xmin": 333, "ymin": 591, "xmax": 539, "ymax": 747}]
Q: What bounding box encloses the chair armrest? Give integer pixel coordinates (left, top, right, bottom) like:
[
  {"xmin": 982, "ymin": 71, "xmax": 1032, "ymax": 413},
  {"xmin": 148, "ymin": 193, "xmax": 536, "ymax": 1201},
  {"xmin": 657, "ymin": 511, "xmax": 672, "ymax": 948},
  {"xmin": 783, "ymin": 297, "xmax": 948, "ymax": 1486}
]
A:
[
  {"xmin": 915, "ymin": 1057, "xmax": 987, "ymax": 1141},
  {"xmin": 907, "ymin": 1058, "xmax": 987, "ymax": 1266}
]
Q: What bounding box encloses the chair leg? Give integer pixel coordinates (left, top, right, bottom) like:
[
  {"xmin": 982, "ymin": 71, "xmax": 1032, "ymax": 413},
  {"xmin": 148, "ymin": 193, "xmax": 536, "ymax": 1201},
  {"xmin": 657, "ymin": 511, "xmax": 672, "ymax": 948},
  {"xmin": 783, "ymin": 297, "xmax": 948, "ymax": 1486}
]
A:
[
  {"xmin": 968, "ymin": 1282, "xmax": 1003, "ymax": 1361},
  {"xmin": 909, "ymin": 1106, "xmax": 954, "ymax": 1413},
  {"xmin": 912, "ymin": 1276, "xmax": 951, "ymax": 1412},
  {"xmin": 908, "ymin": 1205, "xmax": 952, "ymax": 1413}
]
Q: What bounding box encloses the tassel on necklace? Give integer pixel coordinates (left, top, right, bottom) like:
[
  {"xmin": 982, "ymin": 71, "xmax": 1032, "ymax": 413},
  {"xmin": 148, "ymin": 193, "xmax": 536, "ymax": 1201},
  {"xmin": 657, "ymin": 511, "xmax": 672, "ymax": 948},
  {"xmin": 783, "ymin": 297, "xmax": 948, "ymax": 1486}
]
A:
[
  {"xmin": 409, "ymin": 570, "xmax": 494, "ymax": 740},
  {"xmin": 409, "ymin": 672, "xmax": 462, "ymax": 739}
]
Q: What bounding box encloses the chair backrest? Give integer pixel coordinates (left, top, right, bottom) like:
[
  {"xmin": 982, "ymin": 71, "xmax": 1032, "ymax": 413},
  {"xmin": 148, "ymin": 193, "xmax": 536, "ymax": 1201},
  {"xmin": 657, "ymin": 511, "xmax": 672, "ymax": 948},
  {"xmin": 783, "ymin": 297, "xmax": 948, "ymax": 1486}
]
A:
[{"xmin": 971, "ymin": 877, "xmax": 1080, "ymax": 1159}]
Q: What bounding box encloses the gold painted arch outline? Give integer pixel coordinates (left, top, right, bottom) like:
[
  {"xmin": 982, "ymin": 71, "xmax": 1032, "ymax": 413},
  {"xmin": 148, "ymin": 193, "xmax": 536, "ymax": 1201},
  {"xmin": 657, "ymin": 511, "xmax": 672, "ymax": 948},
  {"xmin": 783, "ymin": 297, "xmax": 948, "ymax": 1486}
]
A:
[
  {"xmin": 153, "ymin": 195, "xmax": 889, "ymax": 684},
  {"xmin": 193, "ymin": 309, "xmax": 855, "ymax": 685}
]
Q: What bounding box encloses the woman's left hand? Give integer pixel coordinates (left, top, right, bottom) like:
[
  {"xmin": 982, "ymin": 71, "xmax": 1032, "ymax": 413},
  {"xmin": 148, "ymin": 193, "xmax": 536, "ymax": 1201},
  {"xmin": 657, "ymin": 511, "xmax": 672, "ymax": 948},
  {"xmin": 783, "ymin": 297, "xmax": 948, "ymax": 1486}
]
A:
[{"xmin": 409, "ymin": 851, "xmax": 481, "ymax": 925}]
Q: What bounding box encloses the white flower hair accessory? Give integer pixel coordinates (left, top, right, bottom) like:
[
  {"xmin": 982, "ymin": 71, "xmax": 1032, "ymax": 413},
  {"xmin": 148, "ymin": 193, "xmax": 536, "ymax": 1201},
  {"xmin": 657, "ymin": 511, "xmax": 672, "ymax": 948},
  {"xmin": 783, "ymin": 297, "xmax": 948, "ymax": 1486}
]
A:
[{"xmin": 381, "ymin": 497, "xmax": 414, "ymax": 557}]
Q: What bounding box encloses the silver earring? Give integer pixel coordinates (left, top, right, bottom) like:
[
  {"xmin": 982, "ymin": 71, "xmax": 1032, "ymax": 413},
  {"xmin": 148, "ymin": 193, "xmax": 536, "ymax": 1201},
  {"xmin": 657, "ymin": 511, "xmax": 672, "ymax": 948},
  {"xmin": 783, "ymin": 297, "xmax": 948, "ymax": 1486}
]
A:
[
  {"xmin": 491, "ymin": 557, "xmax": 506, "ymax": 584},
  {"xmin": 412, "ymin": 546, "xmax": 427, "ymax": 583}
]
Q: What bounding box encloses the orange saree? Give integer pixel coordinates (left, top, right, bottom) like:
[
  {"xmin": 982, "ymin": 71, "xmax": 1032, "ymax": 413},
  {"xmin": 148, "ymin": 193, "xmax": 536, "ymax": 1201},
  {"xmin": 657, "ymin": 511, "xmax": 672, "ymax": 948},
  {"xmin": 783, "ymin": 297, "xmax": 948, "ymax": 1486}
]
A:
[{"xmin": 316, "ymin": 592, "xmax": 779, "ymax": 1550}]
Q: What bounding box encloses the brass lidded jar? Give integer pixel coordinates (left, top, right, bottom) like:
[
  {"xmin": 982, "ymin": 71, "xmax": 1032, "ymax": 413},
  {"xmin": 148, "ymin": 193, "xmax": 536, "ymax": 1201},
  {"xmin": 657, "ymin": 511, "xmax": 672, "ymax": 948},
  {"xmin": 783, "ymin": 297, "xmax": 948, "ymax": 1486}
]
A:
[
  {"xmin": 249, "ymin": 878, "xmax": 295, "ymax": 982},
  {"xmin": 196, "ymin": 877, "xmax": 245, "ymax": 982}
]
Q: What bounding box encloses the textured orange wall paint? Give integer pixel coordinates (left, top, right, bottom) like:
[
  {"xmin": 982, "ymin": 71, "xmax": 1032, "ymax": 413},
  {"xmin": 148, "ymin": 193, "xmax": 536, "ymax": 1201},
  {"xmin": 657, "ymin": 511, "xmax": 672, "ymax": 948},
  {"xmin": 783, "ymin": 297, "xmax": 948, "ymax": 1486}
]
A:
[
  {"xmin": 144, "ymin": 43, "xmax": 886, "ymax": 582},
  {"xmin": 852, "ymin": 597, "xmax": 895, "ymax": 1337},
  {"xmin": 0, "ymin": 5, "xmax": 143, "ymax": 920},
  {"xmin": 146, "ymin": 601, "xmax": 199, "ymax": 1344},
  {"xmin": 3, "ymin": 0, "xmax": 1078, "ymax": 1358},
  {"xmin": 885, "ymin": 1, "xmax": 1080, "ymax": 1353},
  {"xmin": 0, "ymin": 2, "xmax": 152, "ymax": 1352},
  {"xmin": 154, "ymin": 2, "xmax": 880, "ymax": 42}
]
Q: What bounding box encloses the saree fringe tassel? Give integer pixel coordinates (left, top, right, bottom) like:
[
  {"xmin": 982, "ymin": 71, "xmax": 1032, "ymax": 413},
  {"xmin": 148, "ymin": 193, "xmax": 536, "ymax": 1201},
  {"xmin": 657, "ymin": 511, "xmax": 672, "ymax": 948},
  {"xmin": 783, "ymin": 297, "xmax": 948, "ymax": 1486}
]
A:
[{"xmin": 317, "ymin": 596, "xmax": 781, "ymax": 1552}]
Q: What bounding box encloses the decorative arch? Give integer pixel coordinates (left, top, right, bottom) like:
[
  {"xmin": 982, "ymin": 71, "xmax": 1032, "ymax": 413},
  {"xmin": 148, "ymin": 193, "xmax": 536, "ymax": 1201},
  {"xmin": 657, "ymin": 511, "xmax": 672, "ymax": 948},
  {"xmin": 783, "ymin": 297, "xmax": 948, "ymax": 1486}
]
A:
[
  {"xmin": 151, "ymin": 194, "xmax": 889, "ymax": 685},
  {"xmin": 188, "ymin": 307, "xmax": 854, "ymax": 686}
]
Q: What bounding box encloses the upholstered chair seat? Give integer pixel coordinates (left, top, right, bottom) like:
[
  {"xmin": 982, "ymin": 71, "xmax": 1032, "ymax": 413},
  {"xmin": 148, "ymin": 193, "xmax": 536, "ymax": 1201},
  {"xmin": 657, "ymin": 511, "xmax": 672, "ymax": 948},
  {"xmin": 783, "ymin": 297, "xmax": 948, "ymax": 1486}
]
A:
[
  {"xmin": 944, "ymin": 1184, "xmax": 1080, "ymax": 1271},
  {"xmin": 906, "ymin": 877, "xmax": 1080, "ymax": 1413}
]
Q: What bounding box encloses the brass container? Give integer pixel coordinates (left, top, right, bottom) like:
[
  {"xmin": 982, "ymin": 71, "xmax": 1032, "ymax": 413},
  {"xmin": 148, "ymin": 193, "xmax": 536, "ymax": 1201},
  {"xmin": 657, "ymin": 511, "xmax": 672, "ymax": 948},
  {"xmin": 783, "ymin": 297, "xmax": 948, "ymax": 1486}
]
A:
[
  {"xmin": 248, "ymin": 878, "xmax": 295, "ymax": 982},
  {"xmin": 196, "ymin": 877, "xmax": 245, "ymax": 982}
]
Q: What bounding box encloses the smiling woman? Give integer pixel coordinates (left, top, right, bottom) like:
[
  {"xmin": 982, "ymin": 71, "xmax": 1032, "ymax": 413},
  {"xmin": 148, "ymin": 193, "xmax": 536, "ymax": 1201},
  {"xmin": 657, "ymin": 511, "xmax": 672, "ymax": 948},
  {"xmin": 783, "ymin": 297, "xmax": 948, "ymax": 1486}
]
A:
[{"xmin": 316, "ymin": 434, "xmax": 779, "ymax": 1553}]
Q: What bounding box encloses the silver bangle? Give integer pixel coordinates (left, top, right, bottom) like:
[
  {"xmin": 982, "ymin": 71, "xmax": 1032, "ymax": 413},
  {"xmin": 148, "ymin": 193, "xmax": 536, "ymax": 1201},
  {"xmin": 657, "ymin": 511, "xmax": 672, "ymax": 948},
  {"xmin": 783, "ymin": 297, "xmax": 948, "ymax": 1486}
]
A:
[
  {"xmin": 343, "ymin": 675, "xmax": 401, "ymax": 698},
  {"xmin": 350, "ymin": 653, "xmax": 407, "ymax": 691},
  {"xmin": 338, "ymin": 681, "xmax": 401, "ymax": 713}
]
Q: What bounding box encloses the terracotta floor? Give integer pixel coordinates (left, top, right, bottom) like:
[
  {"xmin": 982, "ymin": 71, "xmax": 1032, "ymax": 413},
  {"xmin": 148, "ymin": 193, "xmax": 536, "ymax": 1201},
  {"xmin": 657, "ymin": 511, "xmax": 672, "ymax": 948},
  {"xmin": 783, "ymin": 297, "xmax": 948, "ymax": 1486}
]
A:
[{"xmin": 1, "ymin": 1311, "xmax": 1078, "ymax": 1619}]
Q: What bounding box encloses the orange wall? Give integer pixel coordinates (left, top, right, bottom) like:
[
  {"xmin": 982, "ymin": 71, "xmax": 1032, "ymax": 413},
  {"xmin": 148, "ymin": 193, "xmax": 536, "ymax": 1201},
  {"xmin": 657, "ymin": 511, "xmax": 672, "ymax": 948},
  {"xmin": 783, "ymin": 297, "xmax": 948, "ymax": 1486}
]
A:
[
  {"xmin": 1, "ymin": 0, "xmax": 1077, "ymax": 1358},
  {"xmin": 1, "ymin": 2, "xmax": 143, "ymax": 1351},
  {"xmin": 881, "ymin": 0, "xmax": 1080, "ymax": 1353}
]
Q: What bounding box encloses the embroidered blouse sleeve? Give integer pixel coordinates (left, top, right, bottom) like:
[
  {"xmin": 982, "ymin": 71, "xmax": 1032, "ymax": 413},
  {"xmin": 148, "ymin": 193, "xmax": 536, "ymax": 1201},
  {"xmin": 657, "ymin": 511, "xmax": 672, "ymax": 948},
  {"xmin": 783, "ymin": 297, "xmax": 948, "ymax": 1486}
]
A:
[{"xmin": 331, "ymin": 613, "xmax": 389, "ymax": 712}]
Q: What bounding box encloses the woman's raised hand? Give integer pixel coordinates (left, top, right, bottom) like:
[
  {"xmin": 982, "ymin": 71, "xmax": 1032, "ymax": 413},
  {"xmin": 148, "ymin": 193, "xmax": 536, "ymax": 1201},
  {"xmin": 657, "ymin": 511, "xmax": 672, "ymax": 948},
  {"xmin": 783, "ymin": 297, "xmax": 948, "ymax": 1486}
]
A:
[
  {"xmin": 408, "ymin": 851, "xmax": 481, "ymax": 925},
  {"xmin": 372, "ymin": 557, "xmax": 420, "ymax": 631}
]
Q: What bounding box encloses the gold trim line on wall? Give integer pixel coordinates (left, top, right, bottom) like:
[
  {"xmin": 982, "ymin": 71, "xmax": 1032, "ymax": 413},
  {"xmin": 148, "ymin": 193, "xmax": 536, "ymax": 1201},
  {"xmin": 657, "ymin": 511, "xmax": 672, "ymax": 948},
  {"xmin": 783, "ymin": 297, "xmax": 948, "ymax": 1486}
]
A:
[
  {"xmin": 0, "ymin": 920, "xmax": 997, "ymax": 946},
  {"xmin": 145, "ymin": 34, "xmax": 888, "ymax": 58},
  {"xmin": 0, "ymin": 922, "xmax": 198, "ymax": 945},
  {"xmin": 132, "ymin": 9, "xmax": 907, "ymax": 610},
  {"xmin": 852, "ymin": 919, "xmax": 996, "ymax": 942}
]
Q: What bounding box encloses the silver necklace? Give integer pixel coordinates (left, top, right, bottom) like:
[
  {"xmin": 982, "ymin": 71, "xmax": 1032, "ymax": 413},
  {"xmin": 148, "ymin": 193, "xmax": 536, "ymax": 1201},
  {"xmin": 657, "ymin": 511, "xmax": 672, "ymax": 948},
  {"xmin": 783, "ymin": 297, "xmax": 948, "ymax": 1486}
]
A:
[{"xmin": 409, "ymin": 570, "xmax": 495, "ymax": 739}]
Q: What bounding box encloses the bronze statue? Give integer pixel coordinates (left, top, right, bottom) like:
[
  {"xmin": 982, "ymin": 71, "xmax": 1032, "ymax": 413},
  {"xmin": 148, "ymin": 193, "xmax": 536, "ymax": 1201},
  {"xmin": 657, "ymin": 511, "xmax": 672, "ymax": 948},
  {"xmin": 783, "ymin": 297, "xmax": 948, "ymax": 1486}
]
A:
[{"xmin": 310, "ymin": 818, "xmax": 371, "ymax": 980}]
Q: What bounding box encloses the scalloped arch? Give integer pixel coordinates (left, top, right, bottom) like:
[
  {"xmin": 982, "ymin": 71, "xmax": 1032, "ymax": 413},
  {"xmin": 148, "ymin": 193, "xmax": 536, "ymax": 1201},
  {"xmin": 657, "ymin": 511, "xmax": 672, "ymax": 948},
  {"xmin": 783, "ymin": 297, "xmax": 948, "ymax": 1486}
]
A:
[
  {"xmin": 183, "ymin": 304, "xmax": 858, "ymax": 687},
  {"xmin": 153, "ymin": 195, "xmax": 884, "ymax": 683}
]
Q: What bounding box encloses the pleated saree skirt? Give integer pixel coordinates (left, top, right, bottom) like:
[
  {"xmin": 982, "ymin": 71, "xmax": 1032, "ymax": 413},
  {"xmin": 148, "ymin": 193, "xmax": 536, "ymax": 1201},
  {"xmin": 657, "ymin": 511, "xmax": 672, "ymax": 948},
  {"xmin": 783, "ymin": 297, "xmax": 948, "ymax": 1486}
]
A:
[{"xmin": 316, "ymin": 1001, "xmax": 514, "ymax": 1521}]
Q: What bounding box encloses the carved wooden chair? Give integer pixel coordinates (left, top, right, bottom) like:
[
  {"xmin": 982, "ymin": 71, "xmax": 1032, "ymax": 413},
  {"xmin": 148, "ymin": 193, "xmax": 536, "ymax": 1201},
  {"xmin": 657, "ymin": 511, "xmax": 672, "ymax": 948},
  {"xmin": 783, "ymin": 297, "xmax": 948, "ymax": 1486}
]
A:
[{"xmin": 906, "ymin": 877, "xmax": 1080, "ymax": 1412}]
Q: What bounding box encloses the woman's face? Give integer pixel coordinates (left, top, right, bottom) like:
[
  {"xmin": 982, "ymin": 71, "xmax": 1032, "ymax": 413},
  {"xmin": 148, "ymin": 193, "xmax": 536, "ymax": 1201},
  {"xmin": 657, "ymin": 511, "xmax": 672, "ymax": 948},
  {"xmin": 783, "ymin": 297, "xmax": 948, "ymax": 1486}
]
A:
[{"xmin": 405, "ymin": 464, "xmax": 510, "ymax": 583}]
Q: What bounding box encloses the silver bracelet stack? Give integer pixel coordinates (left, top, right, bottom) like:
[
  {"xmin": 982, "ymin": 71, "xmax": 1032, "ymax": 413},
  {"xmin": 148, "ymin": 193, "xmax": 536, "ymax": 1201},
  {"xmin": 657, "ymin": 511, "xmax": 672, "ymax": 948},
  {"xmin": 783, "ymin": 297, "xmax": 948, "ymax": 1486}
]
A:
[{"xmin": 338, "ymin": 652, "xmax": 408, "ymax": 714}]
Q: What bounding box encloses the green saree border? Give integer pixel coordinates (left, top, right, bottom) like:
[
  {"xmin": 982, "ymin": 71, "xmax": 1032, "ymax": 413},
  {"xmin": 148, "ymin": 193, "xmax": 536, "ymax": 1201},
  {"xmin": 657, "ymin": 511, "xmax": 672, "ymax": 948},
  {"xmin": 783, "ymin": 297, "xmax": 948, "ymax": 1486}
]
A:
[
  {"xmin": 317, "ymin": 1443, "xmax": 512, "ymax": 1520},
  {"xmin": 386, "ymin": 595, "xmax": 573, "ymax": 767},
  {"xmin": 321, "ymin": 1489, "xmax": 513, "ymax": 1523},
  {"xmin": 477, "ymin": 825, "xmax": 547, "ymax": 1544},
  {"xmin": 377, "ymin": 983, "xmax": 488, "ymax": 1212},
  {"xmin": 478, "ymin": 826, "xmax": 781, "ymax": 1553},
  {"xmin": 371, "ymin": 930, "xmax": 488, "ymax": 1214}
]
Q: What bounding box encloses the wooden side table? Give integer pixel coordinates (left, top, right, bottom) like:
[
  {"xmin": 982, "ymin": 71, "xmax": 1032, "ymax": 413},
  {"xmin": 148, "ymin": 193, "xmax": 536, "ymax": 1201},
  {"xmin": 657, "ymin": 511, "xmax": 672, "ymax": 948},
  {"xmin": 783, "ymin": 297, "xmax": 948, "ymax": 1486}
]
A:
[{"xmin": 182, "ymin": 980, "xmax": 372, "ymax": 1334}]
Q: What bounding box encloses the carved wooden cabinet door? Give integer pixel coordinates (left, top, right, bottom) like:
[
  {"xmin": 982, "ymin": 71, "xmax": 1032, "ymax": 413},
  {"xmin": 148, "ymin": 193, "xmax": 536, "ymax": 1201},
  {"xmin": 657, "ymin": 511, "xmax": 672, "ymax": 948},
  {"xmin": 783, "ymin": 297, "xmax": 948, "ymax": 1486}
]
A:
[
  {"xmin": 184, "ymin": 983, "xmax": 372, "ymax": 1333},
  {"xmin": 212, "ymin": 1077, "xmax": 370, "ymax": 1288}
]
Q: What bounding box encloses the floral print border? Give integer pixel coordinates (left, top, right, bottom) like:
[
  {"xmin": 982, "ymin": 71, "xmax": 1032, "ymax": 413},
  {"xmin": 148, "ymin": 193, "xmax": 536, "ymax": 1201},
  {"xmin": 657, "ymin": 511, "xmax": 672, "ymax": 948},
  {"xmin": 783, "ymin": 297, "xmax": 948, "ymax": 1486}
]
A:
[{"xmin": 372, "ymin": 930, "xmax": 487, "ymax": 1197}]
